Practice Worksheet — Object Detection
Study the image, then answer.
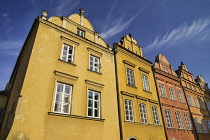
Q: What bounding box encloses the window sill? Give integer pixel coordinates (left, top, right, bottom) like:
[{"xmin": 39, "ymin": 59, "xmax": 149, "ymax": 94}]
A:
[
  {"xmin": 126, "ymin": 84, "xmax": 138, "ymax": 89},
  {"xmin": 87, "ymin": 69, "xmax": 102, "ymax": 75},
  {"xmin": 48, "ymin": 112, "xmax": 105, "ymax": 121},
  {"xmin": 143, "ymin": 90, "xmax": 152, "ymax": 94},
  {"xmin": 58, "ymin": 59, "xmax": 77, "ymax": 66},
  {"xmin": 178, "ymin": 128, "xmax": 185, "ymax": 131},
  {"xmin": 124, "ymin": 121, "xmax": 162, "ymax": 126},
  {"xmin": 167, "ymin": 127, "xmax": 175, "ymax": 129}
]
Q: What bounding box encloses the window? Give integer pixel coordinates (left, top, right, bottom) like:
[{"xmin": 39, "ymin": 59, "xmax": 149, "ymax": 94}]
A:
[
  {"xmin": 193, "ymin": 97, "xmax": 200, "ymax": 108},
  {"xmin": 61, "ymin": 44, "xmax": 74, "ymax": 63},
  {"xmin": 194, "ymin": 118, "xmax": 202, "ymax": 133},
  {"xmin": 125, "ymin": 99, "xmax": 134, "ymax": 122},
  {"xmin": 136, "ymin": 51, "xmax": 138, "ymax": 55},
  {"xmin": 169, "ymin": 87, "xmax": 176, "ymax": 100},
  {"xmin": 187, "ymin": 95, "xmax": 193, "ymax": 106},
  {"xmin": 177, "ymin": 90, "xmax": 184, "ymax": 103},
  {"xmin": 183, "ymin": 113, "xmax": 192, "ymax": 130},
  {"xmin": 165, "ymin": 109, "xmax": 174, "ymax": 128},
  {"xmin": 175, "ymin": 111, "xmax": 184, "ymax": 129},
  {"xmin": 206, "ymin": 120, "xmax": 210, "ymax": 131},
  {"xmin": 127, "ymin": 47, "xmax": 130, "ymax": 50},
  {"xmin": 77, "ymin": 29, "xmax": 85, "ymax": 37},
  {"xmin": 54, "ymin": 83, "xmax": 72, "ymax": 114},
  {"xmin": 164, "ymin": 68, "xmax": 168, "ymax": 73},
  {"xmin": 205, "ymin": 99, "xmax": 210, "ymax": 111},
  {"xmin": 126, "ymin": 68, "xmax": 135, "ymax": 86},
  {"xmin": 192, "ymin": 85, "xmax": 195, "ymax": 90},
  {"xmin": 199, "ymin": 99, "xmax": 206, "ymax": 110},
  {"xmin": 152, "ymin": 106, "xmax": 160, "ymax": 125},
  {"xmin": 88, "ymin": 90, "xmax": 100, "ymax": 118},
  {"xmin": 89, "ymin": 55, "xmax": 100, "ymax": 72},
  {"xmin": 139, "ymin": 103, "xmax": 148, "ymax": 124},
  {"xmin": 201, "ymin": 119, "xmax": 208, "ymax": 134},
  {"xmin": 142, "ymin": 75, "xmax": 150, "ymax": 91},
  {"xmin": 187, "ymin": 83, "xmax": 191, "ymax": 89},
  {"xmin": 159, "ymin": 84, "xmax": 166, "ymax": 98}
]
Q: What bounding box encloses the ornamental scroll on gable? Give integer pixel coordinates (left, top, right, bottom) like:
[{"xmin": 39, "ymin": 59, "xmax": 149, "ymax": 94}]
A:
[{"xmin": 118, "ymin": 34, "xmax": 143, "ymax": 57}]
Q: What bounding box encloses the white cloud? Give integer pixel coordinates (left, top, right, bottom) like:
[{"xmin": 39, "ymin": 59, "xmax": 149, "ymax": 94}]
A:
[
  {"xmin": 2, "ymin": 13, "xmax": 8, "ymax": 17},
  {"xmin": 145, "ymin": 17, "xmax": 210, "ymax": 52},
  {"xmin": 152, "ymin": 0, "xmax": 168, "ymax": 12},
  {"xmin": 0, "ymin": 40, "xmax": 23, "ymax": 56},
  {"xmin": 55, "ymin": 0, "xmax": 80, "ymax": 16},
  {"xmin": 100, "ymin": 1, "xmax": 151, "ymax": 39}
]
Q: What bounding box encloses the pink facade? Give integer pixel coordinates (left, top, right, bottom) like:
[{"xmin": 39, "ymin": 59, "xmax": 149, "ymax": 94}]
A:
[{"xmin": 153, "ymin": 54, "xmax": 197, "ymax": 140}]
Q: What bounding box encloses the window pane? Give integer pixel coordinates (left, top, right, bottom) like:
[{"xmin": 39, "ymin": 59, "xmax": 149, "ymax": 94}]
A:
[
  {"xmin": 88, "ymin": 100, "xmax": 93, "ymax": 107},
  {"xmin": 88, "ymin": 108, "xmax": 92, "ymax": 116}
]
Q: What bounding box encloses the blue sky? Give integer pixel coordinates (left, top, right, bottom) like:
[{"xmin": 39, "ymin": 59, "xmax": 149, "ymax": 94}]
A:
[{"xmin": 0, "ymin": 0, "xmax": 210, "ymax": 90}]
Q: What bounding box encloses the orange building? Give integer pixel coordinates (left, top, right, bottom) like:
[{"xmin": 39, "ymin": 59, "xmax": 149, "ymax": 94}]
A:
[
  {"xmin": 176, "ymin": 62, "xmax": 210, "ymax": 140},
  {"xmin": 153, "ymin": 54, "xmax": 197, "ymax": 140}
]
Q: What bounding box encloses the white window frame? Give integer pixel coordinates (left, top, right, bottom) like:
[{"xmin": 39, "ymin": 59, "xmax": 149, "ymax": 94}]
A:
[
  {"xmin": 125, "ymin": 99, "xmax": 134, "ymax": 122},
  {"xmin": 53, "ymin": 82, "xmax": 72, "ymax": 114},
  {"xmin": 142, "ymin": 75, "xmax": 150, "ymax": 91},
  {"xmin": 193, "ymin": 97, "xmax": 200, "ymax": 108},
  {"xmin": 87, "ymin": 90, "xmax": 100, "ymax": 118},
  {"xmin": 187, "ymin": 95, "xmax": 193, "ymax": 106},
  {"xmin": 175, "ymin": 111, "xmax": 184, "ymax": 129},
  {"xmin": 159, "ymin": 84, "xmax": 166, "ymax": 98},
  {"xmin": 77, "ymin": 28, "xmax": 85, "ymax": 37},
  {"xmin": 89, "ymin": 55, "xmax": 100, "ymax": 72},
  {"xmin": 165, "ymin": 109, "xmax": 174, "ymax": 128},
  {"xmin": 169, "ymin": 87, "xmax": 176, "ymax": 100},
  {"xmin": 139, "ymin": 103, "xmax": 148, "ymax": 124},
  {"xmin": 177, "ymin": 90, "xmax": 184, "ymax": 103},
  {"xmin": 61, "ymin": 44, "xmax": 75, "ymax": 63},
  {"xmin": 126, "ymin": 68, "xmax": 135, "ymax": 86},
  {"xmin": 152, "ymin": 106, "xmax": 160, "ymax": 125},
  {"xmin": 201, "ymin": 119, "xmax": 208, "ymax": 134},
  {"xmin": 183, "ymin": 113, "xmax": 192, "ymax": 130},
  {"xmin": 194, "ymin": 118, "xmax": 202, "ymax": 133}
]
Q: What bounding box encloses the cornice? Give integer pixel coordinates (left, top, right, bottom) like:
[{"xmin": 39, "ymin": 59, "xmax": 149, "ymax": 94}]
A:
[
  {"xmin": 62, "ymin": 16, "xmax": 95, "ymax": 34},
  {"xmin": 38, "ymin": 18, "xmax": 113, "ymax": 54},
  {"xmin": 154, "ymin": 68, "xmax": 179, "ymax": 82},
  {"xmin": 117, "ymin": 45, "xmax": 152, "ymax": 67}
]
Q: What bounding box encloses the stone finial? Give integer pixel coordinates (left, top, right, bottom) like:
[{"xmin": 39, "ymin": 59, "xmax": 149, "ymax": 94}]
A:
[
  {"xmin": 41, "ymin": 10, "xmax": 48, "ymax": 20},
  {"xmin": 79, "ymin": 8, "xmax": 85, "ymax": 15},
  {"xmin": 181, "ymin": 61, "xmax": 184, "ymax": 65}
]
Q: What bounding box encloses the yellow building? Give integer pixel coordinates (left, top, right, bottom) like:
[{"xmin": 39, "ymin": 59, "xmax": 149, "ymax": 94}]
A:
[
  {"xmin": 0, "ymin": 9, "xmax": 120, "ymax": 140},
  {"xmin": 113, "ymin": 34, "xmax": 166, "ymax": 140},
  {"xmin": 176, "ymin": 62, "xmax": 210, "ymax": 140}
]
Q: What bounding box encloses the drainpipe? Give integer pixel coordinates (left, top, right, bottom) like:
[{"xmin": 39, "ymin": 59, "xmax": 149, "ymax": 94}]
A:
[{"xmin": 113, "ymin": 43, "xmax": 123, "ymax": 140}]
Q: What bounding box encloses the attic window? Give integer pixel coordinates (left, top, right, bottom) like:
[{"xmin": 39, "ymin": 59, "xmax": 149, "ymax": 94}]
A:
[
  {"xmin": 164, "ymin": 68, "xmax": 168, "ymax": 73},
  {"xmin": 77, "ymin": 29, "xmax": 85, "ymax": 38}
]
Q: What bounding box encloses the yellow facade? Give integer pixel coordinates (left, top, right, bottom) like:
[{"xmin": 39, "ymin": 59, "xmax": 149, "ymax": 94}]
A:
[
  {"xmin": 1, "ymin": 10, "xmax": 120, "ymax": 140},
  {"xmin": 114, "ymin": 35, "xmax": 166, "ymax": 140}
]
